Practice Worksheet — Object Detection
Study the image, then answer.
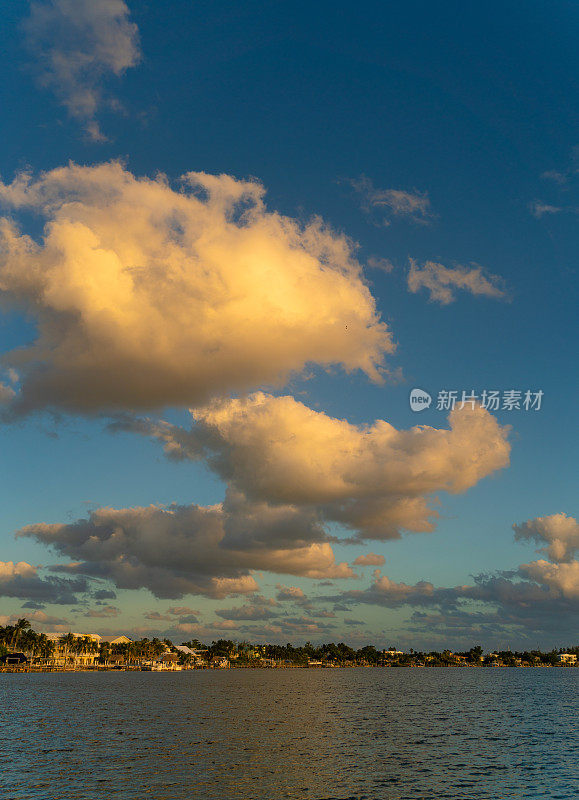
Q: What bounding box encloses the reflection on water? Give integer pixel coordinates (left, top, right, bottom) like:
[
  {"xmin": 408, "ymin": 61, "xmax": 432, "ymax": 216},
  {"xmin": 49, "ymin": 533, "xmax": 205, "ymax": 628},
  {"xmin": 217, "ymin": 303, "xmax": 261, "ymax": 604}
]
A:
[{"xmin": 1, "ymin": 668, "xmax": 577, "ymax": 799}]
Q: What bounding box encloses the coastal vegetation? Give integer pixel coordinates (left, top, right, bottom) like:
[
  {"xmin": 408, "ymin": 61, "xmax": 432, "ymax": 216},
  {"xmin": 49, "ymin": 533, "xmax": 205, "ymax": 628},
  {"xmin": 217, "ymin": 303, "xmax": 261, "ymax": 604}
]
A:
[{"xmin": 1, "ymin": 620, "xmax": 577, "ymax": 671}]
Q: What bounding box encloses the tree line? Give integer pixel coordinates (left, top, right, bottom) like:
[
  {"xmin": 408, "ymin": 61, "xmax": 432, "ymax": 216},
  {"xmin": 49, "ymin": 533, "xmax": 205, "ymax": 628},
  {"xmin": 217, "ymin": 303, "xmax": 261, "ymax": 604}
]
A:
[{"xmin": 2, "ymin": 621, "xmax": 577, "ymax": 667}]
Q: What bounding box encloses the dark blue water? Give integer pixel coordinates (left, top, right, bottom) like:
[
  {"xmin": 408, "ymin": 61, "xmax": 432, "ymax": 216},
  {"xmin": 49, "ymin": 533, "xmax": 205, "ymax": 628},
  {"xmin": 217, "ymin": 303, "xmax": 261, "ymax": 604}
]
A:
[{"xmin": 0, "ymin": 668, "xmax": 577, "ymax": 799}]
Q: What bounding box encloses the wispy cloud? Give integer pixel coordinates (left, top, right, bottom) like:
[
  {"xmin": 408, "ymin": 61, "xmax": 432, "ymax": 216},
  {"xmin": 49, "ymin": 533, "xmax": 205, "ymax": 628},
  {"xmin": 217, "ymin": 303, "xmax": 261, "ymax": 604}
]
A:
[
  {"xmin": 529, "ymin": 201, "xmax": 564, "ymax": 218},
  {"xmin": 348, "ymin": 175, "xmax": 434, "ymax": 226},
  {"xmin": 529, "ymin": 200, "xmax": 578, "ymax": 219},
  {"xmin": 539, "ymin": 145, "xmax": 579, "ymax": 186},
  {"xmin": 540, "ymin": 170, "xmax": 568, "ymax": 185},
  {"xmin": 407, "ymin": 258, "xmax": 507, "ymax": 304},
  {"xmin": 23, "ymin": 0, "xmax": 141, "ymax": 140},
  {"xmin": 531, "ymin": 147, "xmax": 579, "ymax": 217},
  {"xmin": 366, "ymin": 256, "xmax": 396, "ymax": 274},
  {"xmin": 84, "ymin": 605, "xmax": 120, "ymax": 618}
]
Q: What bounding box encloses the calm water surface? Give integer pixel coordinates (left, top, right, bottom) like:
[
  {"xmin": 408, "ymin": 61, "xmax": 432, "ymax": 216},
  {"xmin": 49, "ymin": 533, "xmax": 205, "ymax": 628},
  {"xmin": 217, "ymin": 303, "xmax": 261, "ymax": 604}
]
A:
[{"xmin": 0, "ymin": 668, "xmax": 577, "ymax": 800}]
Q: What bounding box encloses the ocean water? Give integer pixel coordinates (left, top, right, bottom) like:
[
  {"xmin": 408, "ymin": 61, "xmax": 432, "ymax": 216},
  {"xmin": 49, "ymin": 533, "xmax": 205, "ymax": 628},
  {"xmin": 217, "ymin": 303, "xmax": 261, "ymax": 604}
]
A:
[{"xmin": 0, "ymin": 668, "xmax": 577, "ymax": 800}]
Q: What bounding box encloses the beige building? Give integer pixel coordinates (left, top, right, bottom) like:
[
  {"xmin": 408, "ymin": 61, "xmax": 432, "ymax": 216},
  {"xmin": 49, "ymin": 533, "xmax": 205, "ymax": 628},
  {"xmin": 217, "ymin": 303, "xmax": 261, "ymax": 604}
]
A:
[{"xmin": 44, "ymin": 633, "xmax": 102, "ymax": 667}]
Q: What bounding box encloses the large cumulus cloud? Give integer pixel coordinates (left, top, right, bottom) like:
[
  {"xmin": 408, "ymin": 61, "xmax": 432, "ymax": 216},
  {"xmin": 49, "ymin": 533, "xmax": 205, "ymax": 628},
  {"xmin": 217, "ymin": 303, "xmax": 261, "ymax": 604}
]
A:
[
  {"xmin": 122, "ymin": 394, "xmax": 511, "ymax": 539},
  {"xmin": 0, "ymin": 162, "xmax": 392, "ymax": 416},
  {"xmin": 17, "ymin": 492, "xmax": 354, "ymax": 599}
]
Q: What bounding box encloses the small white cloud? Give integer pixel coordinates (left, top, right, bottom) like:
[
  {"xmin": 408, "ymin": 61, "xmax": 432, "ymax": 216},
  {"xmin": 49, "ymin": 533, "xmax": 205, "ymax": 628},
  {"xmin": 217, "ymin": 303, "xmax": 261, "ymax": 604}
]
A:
[
  {"xmin": 353, "ymin": 553, "xmax": 385, "ymax": 567},
  {"xmin": 529, "ymin": 201, "xmax": 563, "ymax": 218},
  {"xmin": 276, "ymin": 585, "xmax": 306, "ymax": 601},
  {"xmin": 407, "ymin": 258, "xmax": 506, "ymax": 304},
  {"xmin": 540, "ymin": 170, "xmax": 568, "ymax": 185},
  {"xmin": 348, "ymin": 175, "xmax": 434, "ymax": 226}
]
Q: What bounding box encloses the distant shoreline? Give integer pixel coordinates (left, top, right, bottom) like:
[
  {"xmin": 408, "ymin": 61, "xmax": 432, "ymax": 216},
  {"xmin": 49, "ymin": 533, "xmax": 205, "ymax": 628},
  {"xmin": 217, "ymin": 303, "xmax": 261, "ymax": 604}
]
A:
[{"xmin": 2, "ymin": 663, "xmax": 577, "ymax": 674}]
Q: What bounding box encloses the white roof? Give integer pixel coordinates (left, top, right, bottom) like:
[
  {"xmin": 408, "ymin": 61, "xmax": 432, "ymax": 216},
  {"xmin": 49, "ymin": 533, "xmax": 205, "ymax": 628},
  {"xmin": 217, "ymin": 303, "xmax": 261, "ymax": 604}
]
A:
[{"xmin": 100, "ymin": 635, "xmax": 132, "ymax": 644}]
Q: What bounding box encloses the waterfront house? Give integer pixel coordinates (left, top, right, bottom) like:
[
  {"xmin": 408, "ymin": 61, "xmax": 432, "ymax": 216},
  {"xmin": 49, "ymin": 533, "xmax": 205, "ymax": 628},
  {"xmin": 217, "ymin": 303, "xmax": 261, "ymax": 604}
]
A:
[
  {"xmin": 258, "ymin": 657, "xmax": 278, "ymax": 668},
  {"xmin": 175, "ymin": 645, "xmax": 194, "ymax": 654},
  {"xmin": 175, "ymin": 645, "xmax": 208, "ymax": 667},
  {"xmin": 559, "ymin": 653, "xmax": 577, "ymax": 664},
  {"xmin": 210, "ymin": 655, "xmax": 230, "ymax": 668},
  {"xmin": 44, "ymin": 633, "xmax": 102, "ymax": 668},
  {"xmin": 153, "ymin": 653, "xmax": 182, "ymax": 671},
  {"xmin": 383, "ymin": 647, "xmax": 404, "ymax": 657}
]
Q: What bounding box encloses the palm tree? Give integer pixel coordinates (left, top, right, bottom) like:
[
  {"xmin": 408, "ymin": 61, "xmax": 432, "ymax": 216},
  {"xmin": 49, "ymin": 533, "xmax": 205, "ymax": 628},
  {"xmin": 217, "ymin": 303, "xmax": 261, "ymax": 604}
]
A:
[
  {"xmin": 20, "ymin": 629, "xmax": 38, "ymax": 659},
  {"xmin": 37, "ymin": 634, "xmax": 55, "ymax": 664},
  {"xmin": 77, "ymin": 636, "xmax": 98, "ymax": 667},
  {"xmin": 59, "ymin": 633, "xmax": 76, "ymax": 667},
  {"xmin": 88, "ymin": 637, "xmax": 99, "ymax": 664},
  {"xmin": 0, "ymin": 625, "xmax": 13, "ymax": 648},
  {"xmin": 99, "ymin": 641, "xmax": 111, "ymax": 665},
  {"xmin": 10, "ymin": 618, "xmax": 31, "ymax": 651},
  {"xmin": 73, "ymin": 636, "xmax": 89, "ymax": 666}
]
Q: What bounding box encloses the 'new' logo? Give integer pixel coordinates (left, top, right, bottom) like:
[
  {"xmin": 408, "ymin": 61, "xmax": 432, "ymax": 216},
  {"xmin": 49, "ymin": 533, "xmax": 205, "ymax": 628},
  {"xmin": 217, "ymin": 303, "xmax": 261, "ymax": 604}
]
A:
[{"xmin": 409, "ymin": 388, "xmax": 432, "ymax": 411}]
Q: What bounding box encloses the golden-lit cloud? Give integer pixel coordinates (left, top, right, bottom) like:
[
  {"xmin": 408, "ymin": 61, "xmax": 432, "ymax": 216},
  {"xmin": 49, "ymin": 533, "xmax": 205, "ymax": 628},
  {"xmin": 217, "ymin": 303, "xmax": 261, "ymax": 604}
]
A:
[
  {"xmin": 135, "ymin": 394, "xmax": 511, "ymax": 539},
  {"xmin": 275, "ymin": 585, "xmax": 307, "ymax": 601},
  {"xmin": 0, "ymin": 162, "xmax": 393, "ymax": 415},
  {"xmin": 407, "ymin": 258, "xmax": 506, "ymax": 304},
  {"xmin": 0, "ymin": 560, "xmax": 37, "ymax": 581},
  {"xmin": 23, "ymin": 0, "xmax": 141, "ymax": 140},
  {"xmin": 513, "ymin": 513, "xmax": 579, "ymax": 563},
  {"xmin": 518, "ymin": 560, "xmax": 579, "ymax": 599}
]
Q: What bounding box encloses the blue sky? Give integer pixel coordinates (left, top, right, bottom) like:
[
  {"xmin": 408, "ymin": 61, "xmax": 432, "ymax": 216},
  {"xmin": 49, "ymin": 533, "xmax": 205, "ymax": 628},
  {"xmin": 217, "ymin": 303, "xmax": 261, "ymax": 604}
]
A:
[{"xmin": 0, "ymin": 0, "xmax": 577, "ymax": 650}]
